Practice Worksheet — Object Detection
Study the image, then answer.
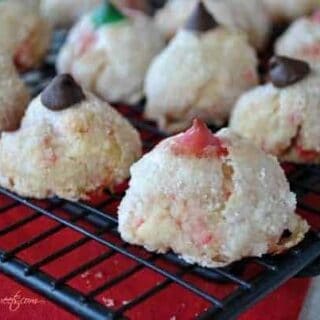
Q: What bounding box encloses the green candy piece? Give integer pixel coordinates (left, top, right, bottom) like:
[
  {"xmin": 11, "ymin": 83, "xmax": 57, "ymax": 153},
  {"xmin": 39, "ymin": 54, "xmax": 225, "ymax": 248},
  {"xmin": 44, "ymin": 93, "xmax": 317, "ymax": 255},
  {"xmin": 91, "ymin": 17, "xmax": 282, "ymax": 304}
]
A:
[{"xmin": 92, "ymin": 1, "xmax": 126, "ymax": 28}]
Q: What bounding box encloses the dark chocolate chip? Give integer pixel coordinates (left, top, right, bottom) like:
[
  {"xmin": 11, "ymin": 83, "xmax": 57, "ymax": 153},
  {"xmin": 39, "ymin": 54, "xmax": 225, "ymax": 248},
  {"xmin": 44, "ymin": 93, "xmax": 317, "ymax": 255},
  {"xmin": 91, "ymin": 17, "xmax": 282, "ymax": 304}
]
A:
[
  {"xmin": 269, "ymin": 56, "xmax": 311, "ymax": 88},
  {"xmin": 41, "ymin": 74, "xmax": 85, "ymax": 111},
  {"xmin": 184, "ymin": 1, "xmax": 218, "ymax": 32}
]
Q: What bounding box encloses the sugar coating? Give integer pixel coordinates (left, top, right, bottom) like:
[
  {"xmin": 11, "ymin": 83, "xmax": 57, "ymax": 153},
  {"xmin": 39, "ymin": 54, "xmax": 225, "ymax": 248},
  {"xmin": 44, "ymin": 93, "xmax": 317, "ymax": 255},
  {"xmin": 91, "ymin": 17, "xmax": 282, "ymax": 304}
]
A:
[
  {"xmin": 41, "ymin": 0, "xmax": 102, "ymax": 28},
  {"xmin": 0, "ymin": 93, "xmax": 142, "ymax": 200},
  {"xmin": 262, "ymin": 0, "xmax": 319, "ymax": 21},
  {"xmin": 230, "ymin": 63, "xmax": 320, "ymax": 163},
  {"xmin": 57, "ymin": 11, "xmax": 165, "ymax": 105},
  {"xmin": 275, "ymin": 16, "xmax": 320, "ymax": 62},
  {"xmin": 0, "ymin": 54, "xmax": 29, "ymax": 132},
  {"xmin": 154, "ymin": 0, "xmax": 271, "ymax": 49},
  {"xmin": 118, "ymin": 128, "xmax": 308, "ymax": 267},
  {"xmin": 0, "ymin": 1, "xmax": 51, "ymax": 70},
  {"xmin": 144, "ymin": 29, "xmax": 258, "ymax": 132}
]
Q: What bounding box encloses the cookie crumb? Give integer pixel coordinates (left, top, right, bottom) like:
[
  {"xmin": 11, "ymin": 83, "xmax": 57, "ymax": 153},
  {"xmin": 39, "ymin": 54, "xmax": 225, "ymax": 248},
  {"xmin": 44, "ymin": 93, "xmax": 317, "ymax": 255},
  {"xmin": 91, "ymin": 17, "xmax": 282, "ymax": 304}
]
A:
[
  {"xmin": 81, "ymin": 271, "xmax": 91, "ymax": 278},
  {"xmin": 102, "ymin": 297, "xmax": 115, "ymax": 307},
  {"xmin": 95, "ymin": 271, "xmax": 104, "ymax": 279}
]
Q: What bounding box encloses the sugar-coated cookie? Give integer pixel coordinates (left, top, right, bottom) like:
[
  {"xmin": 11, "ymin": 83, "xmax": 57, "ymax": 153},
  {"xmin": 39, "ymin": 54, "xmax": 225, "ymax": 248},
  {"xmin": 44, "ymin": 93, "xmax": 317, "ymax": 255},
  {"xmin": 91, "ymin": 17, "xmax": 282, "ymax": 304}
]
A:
[
  {"xmin": 275, "ymin": 12, "xmax": 320, "ymax": 62},
  {"xmin": 154, "ymin": 0, "xmax": 271, "ymax": 49},
  {"xmin": 40, "ymin": 0, "xmax": 102, "ymax": 28},
  {"xmin": 0, "ymin": 0, "xmax": 51, "ymax": 71},
  {"xmin": 230, "ymin": 56, "xmax": 320, "ymax": 164},
  {"xmin": 0, "ymin": 54, "xmax": 29, "ymax": 132},
  {"xmin": 262, "ymin": 0, "xmax": 319, "ymax": 21},
  {"xmin": 145, "ymin": 3, "xmax": 258, "ymax": 133},
  {"xmin": 57, "ymin": 2, "xmax": 165, "ymax": 104},
  {"xmin": 0, "ymin": 75, "xmax": 142, "ymax": 200},
  {"xmin": 119, "ymin": 119, "xmax": 308, "ymax": 268}
]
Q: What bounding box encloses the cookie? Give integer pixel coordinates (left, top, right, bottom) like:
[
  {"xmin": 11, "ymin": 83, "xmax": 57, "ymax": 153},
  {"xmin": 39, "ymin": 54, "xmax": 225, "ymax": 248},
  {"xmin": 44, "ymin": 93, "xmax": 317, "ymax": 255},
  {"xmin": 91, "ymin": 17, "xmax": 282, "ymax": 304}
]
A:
[
  {"xmin": 118, "ymin": 119, "xmax": 308, "ymax": 268},
  {"xmin": 0, "ymin": 54, "xmax": 29, "ymax": 132},
  {"xmin": 57, "ymin": 2, "xmax": 165, "ymax": 105},
  {"xmin": 40, "ymin": 0, "xmax": 102, "ymax": 28},
  {"xmin": 0, "ymin": 0, "xmax": 51, "ymax": 71},
  {"xmin": 230, "ymin": 56, "xmax": 320, "ymax": 164},
  {"xmin": 154, "ymin": 0, "xmax": 271, "ymax": 49},
  {"xmin": 145, "ymin": 3, "xmax": 258, "ymax": 133},
  {"xmin": 0, "ymin": 74, "xmax": 142, "ymax": 200},
  {"xmin": 275, "ymin": 12, "xmax": 320, "ymax": 62},
  {"xmin": 262, "ymin": 0, "xmax": 319, "ymax": 22}
]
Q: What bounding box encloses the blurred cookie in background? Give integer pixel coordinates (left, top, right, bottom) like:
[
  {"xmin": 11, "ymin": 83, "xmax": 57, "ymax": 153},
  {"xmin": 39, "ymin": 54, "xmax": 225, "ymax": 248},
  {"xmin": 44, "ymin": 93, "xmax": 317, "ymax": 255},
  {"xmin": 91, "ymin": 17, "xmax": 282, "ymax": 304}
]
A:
[
  {"xmin": 145, "ymin": 3, "xmax": 258, "ymax": 132},
  {"xmin": 0, "ymin": 0, "xmax": 51, "ymax": 71},
  {"xmin": 262, "ymin": 0, "xmax": 319, "ymax": 22},
  {"xmin": 41, "ymin": 0, "xmax": 103, "ymax": 28},
  {"xmin": 155, "ymin": 0, "xmax": 271, "ymax": 50},
  {"xmin": 275, "ymin": 11, "xmax": 320, "ymax": 62},
  {"xmin": 57, "ymin": 1, "xmax": 165, "ymax": 104},
  {"xmin": 230, "ymin": 56, "xmax": 320, "ymax": 164}
]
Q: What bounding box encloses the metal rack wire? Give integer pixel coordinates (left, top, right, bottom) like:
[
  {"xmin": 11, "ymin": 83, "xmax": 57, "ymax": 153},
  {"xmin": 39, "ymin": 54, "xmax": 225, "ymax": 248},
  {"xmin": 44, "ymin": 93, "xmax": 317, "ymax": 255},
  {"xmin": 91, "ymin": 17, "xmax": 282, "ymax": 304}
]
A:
[{"xmin": 0, "ymin": 31, "xmax": 319, "ymax": 320}]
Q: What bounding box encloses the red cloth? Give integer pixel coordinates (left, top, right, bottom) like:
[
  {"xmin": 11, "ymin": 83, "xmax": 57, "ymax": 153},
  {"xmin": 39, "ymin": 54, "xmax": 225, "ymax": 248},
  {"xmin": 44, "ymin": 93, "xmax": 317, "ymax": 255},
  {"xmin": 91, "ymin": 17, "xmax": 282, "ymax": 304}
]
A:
[
  {"xmin": 0, "ymin": 189, "xmax": 318, "ymax": 320},
  {"xmin": 0, "ymin": 274, "xmax": 310, "ymax": 320}
]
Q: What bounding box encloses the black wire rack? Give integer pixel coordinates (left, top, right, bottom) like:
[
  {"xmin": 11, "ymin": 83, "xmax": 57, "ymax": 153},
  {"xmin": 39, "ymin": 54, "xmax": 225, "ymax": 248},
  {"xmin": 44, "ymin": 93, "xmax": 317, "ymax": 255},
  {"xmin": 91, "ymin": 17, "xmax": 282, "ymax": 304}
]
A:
[{"xmin": 0, "ymin": 31, "xmax": 319, "ymax": 320}]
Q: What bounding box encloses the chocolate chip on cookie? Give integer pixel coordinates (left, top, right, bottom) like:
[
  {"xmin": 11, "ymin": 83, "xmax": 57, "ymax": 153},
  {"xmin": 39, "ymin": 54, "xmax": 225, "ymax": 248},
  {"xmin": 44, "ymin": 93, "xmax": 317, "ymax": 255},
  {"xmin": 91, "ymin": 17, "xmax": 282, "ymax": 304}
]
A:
[
  {"xmin": 184, "ymin": 2, "xmax": 218, "ymax": 32},
  {"xmin": 41, "ymin": 74, "xmax": 85, "ymax": 111},
  {"xmin": 269, "ymin": 56, "xmax": 310, "ymax": 88}
]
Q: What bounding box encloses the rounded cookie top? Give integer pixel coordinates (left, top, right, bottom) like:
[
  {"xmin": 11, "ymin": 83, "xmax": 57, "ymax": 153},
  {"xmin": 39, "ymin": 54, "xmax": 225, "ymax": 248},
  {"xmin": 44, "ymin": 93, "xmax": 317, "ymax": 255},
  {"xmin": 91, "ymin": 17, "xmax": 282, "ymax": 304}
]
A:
[
  {"xmin": 119, "ymin": 120, "xmax": 308, "ymax": 267},
  {"xmin": 41, "ymin": 0, "xmax": 102, "ymax": 28},
  {"xmin": 276, "ymin": 12, "xmax": 320, "ymax": 62},
  {"xmin": 57, "ymin": 2, "xmax": 165, "ymax": 105},
  {"xmin": 145, "ymin": 9, "xmax": 258, "ymax": 133},
  {"xmin": 262, "ymin": 0, "xmax": 318, "ymax": 21},
  {"xmin": 154, "ymin": 0, "xmax": 271, "ymax": 49}
]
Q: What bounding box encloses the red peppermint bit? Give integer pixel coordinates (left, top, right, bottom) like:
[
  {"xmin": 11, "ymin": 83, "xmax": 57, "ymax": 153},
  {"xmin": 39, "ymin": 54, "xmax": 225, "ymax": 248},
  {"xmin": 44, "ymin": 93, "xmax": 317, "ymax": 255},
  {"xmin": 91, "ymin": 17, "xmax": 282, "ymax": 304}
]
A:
[
  {"xmin": 301, "ymin": 43, "xmax": 320, "ymax": 57},
  {"xmin": 76, "ymin": 31, "xmax": 96, "ymax": 56},
  {"xmin": 172, "ymin": 119, "xmax": 228, "ymax": 158},
  {"xmin": 190, "ymin": 217, "xmax": 214, "ymax": 246},
  {"xmin": 14, "ymin": 38, "xmax": 32, "ymax": 71},
  {"xmin": 134, "ymin": 217, "xmax": 145, "ymax": 228},
  {"xmin": 296, "ymin": 145, "xmax": 319, "ymax": 161},
  {"xmin": 312, "ymin": 10, "xmax": 320, "ymax": 23},
  {"xmin": 243, "ymin": 69, "xmax": 257, "ymax": 84}
]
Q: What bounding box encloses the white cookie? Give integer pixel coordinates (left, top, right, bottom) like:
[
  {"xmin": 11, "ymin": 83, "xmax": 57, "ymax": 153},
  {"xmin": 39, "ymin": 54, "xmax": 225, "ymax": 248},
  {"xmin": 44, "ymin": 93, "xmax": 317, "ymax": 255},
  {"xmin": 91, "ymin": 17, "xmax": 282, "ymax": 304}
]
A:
[
  {"xmin": 0, "ymin": 54, "xmax": 29, "ymax": 132},
  {"xmin": 155, "ymin": 0, "xmax": 271, "ymax": 49},
  {"xmin": 145, "ymin": 28, "xmax": 258, "ymax": 132},
  {"xmin": 230, "ymin": 62, "xmax": 320, "ymax": 164},
  {"xmin": 40, "ymin": 0, "xmax": 102, "ymax": 28},
  {"xmin": 275, "ymin": 14, "xmax": 320, "ymax": 62},
  {"xmin": 0, "ymin": 75, "xmax": 142, "ymax": 200},
  {"xmin": 262, "ymin": 0, "xmax": 319, "ymax": 21},
  {"xmin": 0, "ymin": 1, "xmax": 51, "ymax": 71},
  {"xmin": 57, "ymin": 7, "xmax": 165, "ymax": 104},
  {"xmin": 119, "ymin": 120, "xmax": 308, "ymax": 268}
]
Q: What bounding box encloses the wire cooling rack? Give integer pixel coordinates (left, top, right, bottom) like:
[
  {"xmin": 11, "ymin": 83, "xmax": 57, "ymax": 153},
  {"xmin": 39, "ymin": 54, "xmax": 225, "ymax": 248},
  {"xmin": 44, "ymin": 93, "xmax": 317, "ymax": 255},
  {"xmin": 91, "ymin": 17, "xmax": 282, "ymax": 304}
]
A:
[{"xmin": 0, "ymin": 31, "xmax": 319, "ymax": 320}]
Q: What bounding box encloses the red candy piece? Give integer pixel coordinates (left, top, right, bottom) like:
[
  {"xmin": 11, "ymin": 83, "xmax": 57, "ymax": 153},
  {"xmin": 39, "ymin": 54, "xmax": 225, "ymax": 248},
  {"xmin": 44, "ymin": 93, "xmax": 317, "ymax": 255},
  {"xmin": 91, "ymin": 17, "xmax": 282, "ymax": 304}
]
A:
[
  {"xmin": 296, "ymin": 145, "xmax": 319, "ymax": 161},
  {"xmin": 172, "ymin": 119, "xmax": 228, "ymax": 158},
  {"xmin": 14, "ymin": 37, "xmax": 32, "ymax": 71},
  {"xmin": 77, "ymin": 31, "xmax": 96, "ymax": 56},
  {"xmin": 312, "ymin": 10, "xmax": 320, "ymax": 23}
]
